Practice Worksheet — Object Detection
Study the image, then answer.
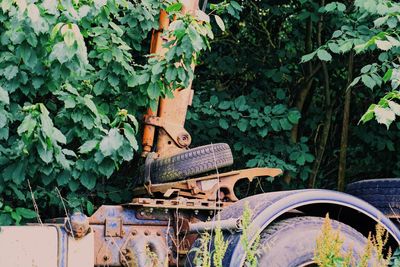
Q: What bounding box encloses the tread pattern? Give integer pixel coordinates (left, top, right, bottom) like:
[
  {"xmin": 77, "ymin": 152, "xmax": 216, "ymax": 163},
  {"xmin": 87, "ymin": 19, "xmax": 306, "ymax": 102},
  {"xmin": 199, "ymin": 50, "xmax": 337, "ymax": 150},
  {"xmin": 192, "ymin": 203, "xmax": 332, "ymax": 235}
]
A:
[
  {"xmin": 257, "ymin": 216, "xmax": 367, "ymax": 267},
  {"xmin": 346, "ymin": 178, "xmax": 400, "ymax": 215},
  {"xmin": 150, "ymin": 143, "xmax": 233, "ymax": 183}
]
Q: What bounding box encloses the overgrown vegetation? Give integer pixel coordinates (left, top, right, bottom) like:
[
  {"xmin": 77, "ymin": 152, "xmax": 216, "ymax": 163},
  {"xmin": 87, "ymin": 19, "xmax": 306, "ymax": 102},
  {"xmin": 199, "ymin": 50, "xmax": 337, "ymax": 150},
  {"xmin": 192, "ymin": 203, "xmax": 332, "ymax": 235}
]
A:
[
  {"xmin": 188, "ymin": 0, "xmax": 400, "ymax": 193},
  {"xmin": 314, "ymin": 214, "xmax": 393, "ymax": 267},
  {"xmin": 0, "ymin": 0, "xmax": 236, "ymax": 224},
  {"xmin": 192, "ymin": 202, "xmax": 259, "ymax": 267}
]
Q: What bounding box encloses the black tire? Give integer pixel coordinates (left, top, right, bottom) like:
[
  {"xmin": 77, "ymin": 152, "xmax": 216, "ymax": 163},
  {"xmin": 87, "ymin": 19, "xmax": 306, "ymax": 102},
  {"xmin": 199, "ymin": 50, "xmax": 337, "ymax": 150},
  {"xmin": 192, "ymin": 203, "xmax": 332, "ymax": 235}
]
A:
[
  {"xmin": 150, "ymin": 143, "xmax": 233, "ymax": 183},
  {"xmin": 346, "ymin": 178, "xmax": 400, "ymax": 215},
  {"xmin": 256, "ymin": 216, "xmax": 368, "ymax": 267}
]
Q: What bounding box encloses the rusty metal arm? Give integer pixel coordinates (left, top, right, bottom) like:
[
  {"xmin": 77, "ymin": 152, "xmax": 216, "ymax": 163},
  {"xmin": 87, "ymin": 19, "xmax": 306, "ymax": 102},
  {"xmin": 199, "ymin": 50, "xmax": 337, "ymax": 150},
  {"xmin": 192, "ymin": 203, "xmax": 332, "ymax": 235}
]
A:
[{"xmin": 141, "ymin": 0, "xmax": 199, "ymax": 159}]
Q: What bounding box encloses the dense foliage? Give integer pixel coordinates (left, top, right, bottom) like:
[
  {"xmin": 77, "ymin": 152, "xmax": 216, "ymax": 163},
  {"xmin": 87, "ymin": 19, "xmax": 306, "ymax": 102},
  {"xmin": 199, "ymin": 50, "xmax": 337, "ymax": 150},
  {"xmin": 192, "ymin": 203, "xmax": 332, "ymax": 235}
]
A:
[
  {"xmin": 188, "ymin": 0, "xmax": 400, "ymax": 192},
  {"xmin": 1, "ymin": 0, "xmax": 400, "ymax": 225},
  {"xmin": 0, "ymin": 0, "xmax": 222, "ymax": 224}
]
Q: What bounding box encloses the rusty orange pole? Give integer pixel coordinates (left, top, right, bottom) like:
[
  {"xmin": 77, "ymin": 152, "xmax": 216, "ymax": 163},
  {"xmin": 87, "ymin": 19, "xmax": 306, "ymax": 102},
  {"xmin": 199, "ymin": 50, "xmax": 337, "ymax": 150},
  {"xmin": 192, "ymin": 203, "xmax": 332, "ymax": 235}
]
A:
[
  {"xmin": 142, "ymin": 0, "xmax": 200, "ymax": 158},
  {"xmin": 155, "ymin": 0, "xmax": 199, "ymax": 158},
  {"xmin": 141, "ymin": 10, "xmax": 170, "ymax": 157}
]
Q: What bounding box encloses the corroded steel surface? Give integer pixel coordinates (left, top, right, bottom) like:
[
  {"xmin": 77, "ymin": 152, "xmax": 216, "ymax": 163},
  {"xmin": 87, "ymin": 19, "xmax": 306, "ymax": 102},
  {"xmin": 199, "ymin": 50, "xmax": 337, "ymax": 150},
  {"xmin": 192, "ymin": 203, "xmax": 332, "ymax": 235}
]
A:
[
  {"xmin": 142, "ymin": 0, "xmax": 199, "ymax": 159},
  {"xmin": 133, "ymin": 167, "xmax": 283, "ymax": 202}
]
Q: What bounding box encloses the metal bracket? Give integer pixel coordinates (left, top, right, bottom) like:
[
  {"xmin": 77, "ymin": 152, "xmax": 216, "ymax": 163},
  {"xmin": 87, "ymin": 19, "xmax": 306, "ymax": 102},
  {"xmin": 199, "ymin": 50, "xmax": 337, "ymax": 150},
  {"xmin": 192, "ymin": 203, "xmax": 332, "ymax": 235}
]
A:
[
  {"xmin": 105, "ymin": 217, "xmax": 122, "ymax": 237},
  {"xmin": 144, "ymin": 115, "xmax": 192, "ymax": 148},
  {"xmin": 132, "ymin": 167, "xmax": 283, "ymax": 202}
]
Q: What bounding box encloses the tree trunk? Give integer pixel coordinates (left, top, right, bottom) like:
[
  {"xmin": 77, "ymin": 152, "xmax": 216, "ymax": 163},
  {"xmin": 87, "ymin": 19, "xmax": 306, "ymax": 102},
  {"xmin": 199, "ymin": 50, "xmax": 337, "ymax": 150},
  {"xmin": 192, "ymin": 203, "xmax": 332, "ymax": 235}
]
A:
[
  {"xmin": 309, "ymin": 62, "xmax": 332, "ymax": 188},
  {"xmin": 338, "ymin": 52, "xmax": 354, "ymax": 191},
  {"xmin": 284, "ymin": 18, "xmax": 314, "ymax": 185},
  {"xmin": 309, "ymin": 0, "xmax": 332, "ymax": 188}
]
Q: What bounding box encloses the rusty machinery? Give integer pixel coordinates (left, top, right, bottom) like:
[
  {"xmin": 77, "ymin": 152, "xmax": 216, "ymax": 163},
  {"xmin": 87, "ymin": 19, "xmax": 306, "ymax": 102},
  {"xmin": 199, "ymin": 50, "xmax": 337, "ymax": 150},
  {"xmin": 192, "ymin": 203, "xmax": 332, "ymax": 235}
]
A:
[
  {"xmin": 1, "ymin": 1, "xmax": 400, "ymax": 267},
  {"xmin": 83, "ymin": 1, "xmax": 284, "ymax": 266}
]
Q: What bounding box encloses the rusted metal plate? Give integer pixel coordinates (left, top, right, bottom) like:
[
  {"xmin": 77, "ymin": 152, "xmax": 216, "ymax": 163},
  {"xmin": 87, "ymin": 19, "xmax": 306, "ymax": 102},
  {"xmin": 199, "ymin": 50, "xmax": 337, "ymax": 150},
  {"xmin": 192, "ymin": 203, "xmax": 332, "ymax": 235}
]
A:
[
  {"xmin": 105, "ymin": 217, "xmax": 122, "ymax": 237},
  {"xmin": 129, "ymin": 197, "xmax": 227, "ymax": 210},
  {"xmin": 67, "ymin": 230, "xmax": 94, "ymax": 267},
  {"xmin": 93, "ymin": 224, "xmax": 169, "ymax": 266},
  {"xmin": 0, "ymin": 226, "xmax": 58, "ymax": 267},
  {"xmin": 133, "ymin": 167, "xmax": 283, "ymax": 202}
]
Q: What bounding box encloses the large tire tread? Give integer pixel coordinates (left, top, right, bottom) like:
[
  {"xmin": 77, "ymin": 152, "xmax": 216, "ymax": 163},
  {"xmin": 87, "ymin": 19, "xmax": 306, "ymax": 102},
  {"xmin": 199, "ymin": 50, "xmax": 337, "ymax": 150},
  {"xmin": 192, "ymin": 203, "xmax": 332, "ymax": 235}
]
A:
[
  {"xmin": 256, "ymin": 216, "xmax": 368, "ymax": 267},
  {"xmin": 346, "ymin": 178, "xmax": 400, "ymax": 215}
]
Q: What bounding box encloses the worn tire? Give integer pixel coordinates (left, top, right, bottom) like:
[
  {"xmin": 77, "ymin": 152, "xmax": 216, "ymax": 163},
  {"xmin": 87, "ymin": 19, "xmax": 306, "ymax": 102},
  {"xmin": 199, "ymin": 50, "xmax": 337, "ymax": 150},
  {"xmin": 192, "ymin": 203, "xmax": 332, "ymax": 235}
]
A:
[
  {"xmin": 150, "ymin": 143, "xmax": 233, "ymax": 183},
  {"xmin": 256, "ymin": 216, "xmax": 368, "ymax": 267},
  {"xmin": 346, "ymin": 178, "xmax": 400, "ymax": 215}
]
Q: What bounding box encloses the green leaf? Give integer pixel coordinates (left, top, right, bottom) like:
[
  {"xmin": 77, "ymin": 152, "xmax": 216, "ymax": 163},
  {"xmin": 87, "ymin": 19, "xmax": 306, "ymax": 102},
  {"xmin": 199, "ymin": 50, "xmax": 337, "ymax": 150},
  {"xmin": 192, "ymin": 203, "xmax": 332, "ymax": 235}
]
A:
[
  {"xmin": 272, "ymin": 104, "xmax": 286, "ymax": 115},
  {"xmin": 374, "ymin": 16, "xmax": 388, "ymax": 27},
  {"xmin": 317, "ymin": 49, "xmax": 332, "ymax": 61},
  {"xmin": 301, "ymin": 51, "xmax": 316, "ymax": 62},
  {"xmin": 17, "ymin": 115, "xmax": 37, "ymax": 136},
  {"xmin": 16, "ymin": 208, "xmax": 37, "ymax": 219},
  {"xmin": 50, "ymin": 23, "xmax": 64, "ymax": 40},
  {"xmin": 151, "ymin": 62, "xmax": 163, "ymax": 75},
  {"xmin": 336, "ymin": 3, "xmax": 346, "ymax": 12},
  {"xmin": 328, "ymin": 42, "xmax": 340, "ymax": 54},
  {"xmin": 361, "ymin": 75, "xmax": 376, "ymax": 89},
  {"xmin": 147, "ymin": 83, "xmax": 159, "ymax": 100},
  {"xmin": 374, "ymin": 106, "xmax": 395, "ymax": 129},
  {"xmin": 360, "ymin": 104, "xmax": 376, "ymax": 124},
  {"xmin": 63, "ymin": 29, "xmax": 75, "ymax": 47},
  {"xmin": 86, "ymin": 201, "xmax": 94, "ymax": 215},
  {"xmin": 79, "ymin": 140, "xmax": 99, "ymax": 154},
  {"xmin": 218, "ymin": 101, "xmax": 231, "ymax": 110},
  {"xmin": 0, "ymin": 113, "xmax": 7, "ymax": 128},
  {"xmin": 0, "ymin": 86, "xmax": 9, "ymax": 105},
  {"xmin": 3, "ymin": 65, "xmax": 18, "ymax": 80},
  {"xmin": 376, "ymin": 40, "xmax": 392, "ymax": 51},
  {"xmin": 214, "ymin": 15, "xmax": 225, "ymax": 31},
  {"xmin": 53, "ymin": 128, "xmax": 66, "ymax": 144},
  {"xmin": 100, "ymin": 129, "xmax": 124, "ymax": 156},
  {"xmin": 98, "ymin": 159, "xmax": 115, "ymax": 178},
  {"xmin": 166, "ymin": 2, "xmax": 183, "ymax": 13},
  {"xmin": 27, "ymin": 4, "xmax": 40, "ymax": 21},
  {"xmin": 37, "ymin": 142, "xmax": 53, "ymax": 164},
  {"xmin": 276, "ymin": 89, "xmax": 285, "ymax": 100},
  {"xmin": 219, "ymin": 119, "xmax": 229, "ymax": 129},
  {"xmin": 57, "ymin": 171, "xmax": 70, "ymax": 186},
  {"xmin": 324, "ymin": 2, "xmax": 337, "ymax": 12},
  {"xmin": 80, "ymin": 172, "xmax": 96, "ymax": 190},
  {"xmin": 1, "ymin": 0, "xmax": 12, "ymax": 12},
  {"xmin": 237, "ymin": 119, "xmax": 248, "ymax": 132},
  {"xmin": 230, "ymin": 1, "xmax": 242, "ymax": 10},
  {"xmin": 288, "ymin": 110, "xmax": 301, "ymax": 124},
  {"xmin": 332, "ymin": 30, "xmax": 343, "ymax": 38},
  {"xmin": 127, "ymin": 114, "xmax": 139, "ymax": 132},
  {"xmin": 40, "ymin": 113, "xmax": 54, "ymax": 138},
  {"xmin": 123, "ymin": 123, "xmax": 138, "ymax": 150},
  {"xmin": 388, "ymin": 101, "xmax": 400, "ymax": 116},
  {"xmin": 348, "ymin": 77, "xmax": 360, "ymax": 88},
  {"xmin": 279, "ymin": 118, "xmax": 292, "ymax": 130},
  {"xmin": 296, "ymin": 154, "xmax": 306, "ymax": 165},
  {"xmin": 109, "ymin": 22, "xmax": 123, "ymax": 36},
  {"xmin": 11, "ymin": 212, "xmax": 22, "ymax": 224},
  {"xmin": 83, "ymin": 95, "xmax": 99, "ymax": 117},
  {"xmin": 383, "ymin": 69, "xmax": 392, "ymax": 83},
  {"xmin": 165, "ymin": 67, "xmax": 177, "ymax": 82},
  {"xmin": 187, "ymin": 25, "xmax": 204, "ymax": 51},
  {"xmin": 360, "ymin": 64, "xmax": 371, "ymax": 74},
  {"xmin": 234, "ymin": 96, "xmax": 246, "ymax": 110},
  {"xmin": 9, "ymin": 184, "xmax": 25, "ymax": 200}
]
